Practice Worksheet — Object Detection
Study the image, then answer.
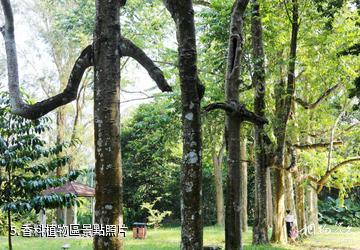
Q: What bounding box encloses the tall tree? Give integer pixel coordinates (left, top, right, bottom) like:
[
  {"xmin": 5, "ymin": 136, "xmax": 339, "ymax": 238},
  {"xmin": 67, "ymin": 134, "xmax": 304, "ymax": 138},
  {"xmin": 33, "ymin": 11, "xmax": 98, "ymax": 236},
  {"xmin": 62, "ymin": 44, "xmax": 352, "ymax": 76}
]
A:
[
  {"xmin": 162, "ymin": 1, "xmax": 204, "ymax": 249},
  {"xmin": 204, "ymin": 1, "xmax": 268, "ymax": 248},
  {"xmin": 0, "ymin": 0, "xmax": 171, "ymax": 249},
  {"xmin": 92, "ymin": 1, "xmax": 122, "ymax": 248},
  {"xmin": 251, "ymin": 0, "xmax": 269, "ymax": 244},
  {"xmin": 271, "ymin": 0, "xmax": 300, "ymax": 242}
]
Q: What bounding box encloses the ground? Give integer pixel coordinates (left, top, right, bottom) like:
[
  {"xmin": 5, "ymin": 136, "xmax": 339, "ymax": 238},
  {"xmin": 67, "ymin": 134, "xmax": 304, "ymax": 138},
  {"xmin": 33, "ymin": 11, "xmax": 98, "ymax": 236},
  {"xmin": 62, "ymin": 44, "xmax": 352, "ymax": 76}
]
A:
[{"xmin": 0, "ymin": 225, "xmax": 359, "ymax": 250}]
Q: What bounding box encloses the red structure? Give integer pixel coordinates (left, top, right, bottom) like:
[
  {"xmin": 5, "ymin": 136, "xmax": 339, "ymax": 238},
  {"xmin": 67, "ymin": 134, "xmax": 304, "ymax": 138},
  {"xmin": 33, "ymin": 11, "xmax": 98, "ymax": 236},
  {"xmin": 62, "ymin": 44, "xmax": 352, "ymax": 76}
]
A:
[{"xmin": 132, "ymin": 222, "xmax": 147, "ymax": 239}]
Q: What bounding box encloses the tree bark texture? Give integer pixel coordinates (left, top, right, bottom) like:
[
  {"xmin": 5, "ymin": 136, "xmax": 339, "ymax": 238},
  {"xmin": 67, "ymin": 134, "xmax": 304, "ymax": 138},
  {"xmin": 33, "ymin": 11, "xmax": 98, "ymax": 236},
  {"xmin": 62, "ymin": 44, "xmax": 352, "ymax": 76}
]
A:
[
  {"xmin": 251, "ymin": 0, "xmax": 269, "ymax": 244},
  {"xmin": 271, "ymin": 168, "xmax": 286, "ymax": 243},
  {"xmin": 295, "ymin": 172, "xmax": 306, "ymax": 231},
  {"xmin": 7, "ymin": 210, "xmax": 12, "ymax": 250},
  {"xmin": 285, "ymin": 171, "xmax": 296, "ymax": 224},
  {"xmin": 213, "ymin": 143, "xmax": 225, "ymax": 226},
  {"xmin": 93, "ymin": 1, "xmax": 123, "ymax": 249},
  {"xmin": 306, "ymin": 186, "xmax": 319, "ymax": 231},
  {"xmin": 240, "ymin": 137, "xmax": 248, "ymax": 232},
  {"xmin": 163, "ymin": 1, "xmax": 204, "ymax": 249}
]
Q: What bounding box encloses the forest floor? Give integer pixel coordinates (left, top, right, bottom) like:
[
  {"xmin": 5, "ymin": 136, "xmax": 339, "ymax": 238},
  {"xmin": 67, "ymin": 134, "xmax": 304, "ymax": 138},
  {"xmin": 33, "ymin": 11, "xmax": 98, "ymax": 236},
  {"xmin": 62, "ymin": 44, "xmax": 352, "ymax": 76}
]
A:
[{"xmin": 0, "ymin": 225, "xmax": 359, "ymax": 250}]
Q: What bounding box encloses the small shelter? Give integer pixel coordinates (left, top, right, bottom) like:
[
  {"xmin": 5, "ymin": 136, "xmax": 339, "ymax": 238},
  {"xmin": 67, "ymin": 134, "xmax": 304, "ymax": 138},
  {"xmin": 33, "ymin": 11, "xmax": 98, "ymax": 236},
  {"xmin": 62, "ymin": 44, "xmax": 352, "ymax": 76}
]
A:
[{"xmin": 42, "ymin": 181, "xmax": 95, "ymax": 225}]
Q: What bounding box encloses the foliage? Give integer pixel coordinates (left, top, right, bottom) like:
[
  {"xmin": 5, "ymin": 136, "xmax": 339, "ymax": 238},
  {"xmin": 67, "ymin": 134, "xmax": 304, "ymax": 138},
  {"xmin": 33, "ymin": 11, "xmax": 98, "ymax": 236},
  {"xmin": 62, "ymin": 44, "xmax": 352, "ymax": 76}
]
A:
[
  {"xmin": 0, "ymin": 92, "xmax": 80, "ymax": 234},
  {"xmin": 318, "ymin": 196, "xmax": 360, "ymax": 226},
  {"xmin": 141, "ymin": 197, "xmax": 172, "ymax": 229},
  {"xmin": 121, "ymin": 97, "xmax": 181, "ymax": 224}
]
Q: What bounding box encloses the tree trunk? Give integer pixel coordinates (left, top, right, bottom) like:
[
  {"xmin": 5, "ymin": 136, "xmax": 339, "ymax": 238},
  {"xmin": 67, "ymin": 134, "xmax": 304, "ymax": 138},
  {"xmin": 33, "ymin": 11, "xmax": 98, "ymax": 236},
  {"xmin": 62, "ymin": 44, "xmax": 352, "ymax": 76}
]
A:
[
  {"xmin": 163, "ymin": 1, "xmax": 204, "ymax": 249},
  {"xmin": 271, "ymin": 168, "xmax": 286, "ymax": 243},
  {"xmin": 295, "ymin": 172, "xmax": 306, "ymax": 231},
  {"xmin": 240, "ymin": 137, "xmax": 248, "ymax": 232},
  {"xmin": 271, "ymin": 0, "xmax": 299, "ymax": 243},
  {"xmin": 7, "ymin": 209, "xmax": 12, "ymax": 250},
  {"xmin": 284, "ymin": 157, "xmax": 295, "ymax": 216},
  {"xmin": 266, "ymin": 168, "xmax": 273, "ymax": 228},
  {"xmin": 93, "ymin": 1, "xmax": 123, "ymax": 249},
  {"xmin": 251, "ymin": 0, "xmax": 269, "ymax": 244},
  {"xmin": 307, "ymin": 186, "xmax": 319, "ymax": 231},
  {"xmin": 224, "ymin": 1, "xmax": 250, "ymax": 249},
  {"xmin": 213, "ymin": 145, "xmax": 225, "ymax": 226}
]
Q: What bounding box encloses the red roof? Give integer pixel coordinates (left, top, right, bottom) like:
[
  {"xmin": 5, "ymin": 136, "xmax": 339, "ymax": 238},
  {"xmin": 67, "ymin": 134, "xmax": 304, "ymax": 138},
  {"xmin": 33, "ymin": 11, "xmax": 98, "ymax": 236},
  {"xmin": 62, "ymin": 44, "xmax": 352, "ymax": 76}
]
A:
[{"xmin": 42, "ymin": 181, "xmax": 95, "ymax": 197}]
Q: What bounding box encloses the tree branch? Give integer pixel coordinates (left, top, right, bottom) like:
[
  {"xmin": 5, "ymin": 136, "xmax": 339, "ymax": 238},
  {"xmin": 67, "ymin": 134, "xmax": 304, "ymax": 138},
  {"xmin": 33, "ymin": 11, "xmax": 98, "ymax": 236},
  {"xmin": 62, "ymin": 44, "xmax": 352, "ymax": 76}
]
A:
[
  {"xmin": 327, "ymin": 107, "xmax": 346, "ymax": 171},
  {"xmin": 119, "ymin": 37, "xmax": 172, "ymax": 93},
  {"xmin": 293, "ymin": 141, "xmax": 342, "ymax": 150},
  {"xmin": 203, "ymin": 102, "xmax": 234, "ymax": 113},
  {"xmin": 193, "ymin": 0, "xmax": 211, "ymax": 7},
  {"xmin": 203, "ymin": 101, "xmax": 268, "ymax": 125},
  {"xmin": 295, "ymin": 84, "xmax": 340, "ymax": 109},
  {"xmin": 316, "ymin": 157, "xmax": 360, "ymax": 193},
  {"xmin": 120, "ymin": 96, "xmax": 155, "ymax": 104}
]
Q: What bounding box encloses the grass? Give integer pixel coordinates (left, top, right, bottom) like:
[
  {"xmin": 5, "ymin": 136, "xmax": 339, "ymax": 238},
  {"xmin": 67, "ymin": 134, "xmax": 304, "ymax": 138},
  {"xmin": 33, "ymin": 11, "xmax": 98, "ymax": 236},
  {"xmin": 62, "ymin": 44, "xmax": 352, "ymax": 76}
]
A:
[{"xmin": 0, "ymin": 225, "xmax": 359, "ymax": 250}]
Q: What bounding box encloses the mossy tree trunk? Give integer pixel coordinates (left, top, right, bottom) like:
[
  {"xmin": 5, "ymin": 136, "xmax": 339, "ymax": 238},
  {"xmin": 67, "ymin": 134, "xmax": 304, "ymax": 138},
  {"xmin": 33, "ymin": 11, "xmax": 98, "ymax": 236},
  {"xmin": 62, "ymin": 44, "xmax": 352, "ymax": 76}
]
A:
[
  {"xmin": 93, "ymin": 1, "xmax": 123, "ymax": 249},
  {"xmin": 163, "ymin": 1, "xmax": 204, "ymax": 249},
  {"xmin": 251, "ymin": 0, "xmax": 269, "ymax": 244}
]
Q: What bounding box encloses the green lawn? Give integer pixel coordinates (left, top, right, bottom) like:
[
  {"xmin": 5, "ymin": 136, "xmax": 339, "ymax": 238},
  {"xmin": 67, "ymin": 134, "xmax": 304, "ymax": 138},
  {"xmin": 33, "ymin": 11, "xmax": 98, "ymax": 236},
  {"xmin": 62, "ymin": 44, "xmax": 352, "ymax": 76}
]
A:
[{"xmin": 0, "ymin": 225, "xmax": 359, "ymax": 250}]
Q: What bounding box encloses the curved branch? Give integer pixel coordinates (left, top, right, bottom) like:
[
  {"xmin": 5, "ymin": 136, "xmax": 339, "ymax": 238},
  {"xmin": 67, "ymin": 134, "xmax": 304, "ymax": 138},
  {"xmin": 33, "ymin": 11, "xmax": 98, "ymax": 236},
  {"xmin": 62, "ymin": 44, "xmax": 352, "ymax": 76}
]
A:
[
  {"xmin": 203, "ymin": 102, "xmax": 234, "ymax": 113},
  {"xmin": 317, "ymin": 157, "xmax": 360, "ymax": 193},
  {"xmin": 119, "ymin": 37, "xmax": 172, "ymax": 92},
  {"xmin": 1, "ymin": 0, "xmax": 171, "ymax": 120},
  {"xmin": 295, "ymin": 84, "xmax": 340, "ymax": 109},
  {"xmin": 203, "ymin": 101, "xmax": 268, "ymax": 125}
]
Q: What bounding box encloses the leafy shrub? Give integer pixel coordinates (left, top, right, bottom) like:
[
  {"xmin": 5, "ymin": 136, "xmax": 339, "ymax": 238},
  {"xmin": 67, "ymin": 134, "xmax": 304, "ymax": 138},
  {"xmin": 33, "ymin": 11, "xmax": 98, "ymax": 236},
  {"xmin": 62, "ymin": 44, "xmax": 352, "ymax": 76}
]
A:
[
  {"xmin": 319, "ymin": 196, "xmax": 360, "ymax": 227},
  {"xmin": 141, "ymin": 197, "xmax": 172, "ymax": 229}
]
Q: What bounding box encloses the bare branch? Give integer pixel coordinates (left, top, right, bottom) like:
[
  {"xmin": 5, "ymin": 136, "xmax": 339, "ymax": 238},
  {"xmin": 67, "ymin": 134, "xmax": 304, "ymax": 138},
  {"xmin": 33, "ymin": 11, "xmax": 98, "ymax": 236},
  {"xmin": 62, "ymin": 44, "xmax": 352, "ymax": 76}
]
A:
[
  {"xmin": 203, "ymin": 102, "xmax": 234, "ymax": 113},
  {"xmin": 120, "ymin": 96, "xmax": 155, "ymax": 104},
  {"xmin": 295, "ymin": 84, "xmax": 340, "ymax": 109},
  {"xmin": 327, "ymin": 108, "xmax": 346, "ymax": 171},
  {"xmin": 203, "ymin": 101, "xmax": 268, "ymax": 125},
  {"xmin": 121, "ymin": 89, "xmax": 151, "ymax": 97},
  {"xmin": 119, "ymin": 37, "xmax": 172, "ymax": 92},
  {"xmin": 293, "ymin": 141, "xmax": 342, "ymax": 150},
  {"xmin": 193, "ymin": 0, "xmax": 211, "ymax": 7}
]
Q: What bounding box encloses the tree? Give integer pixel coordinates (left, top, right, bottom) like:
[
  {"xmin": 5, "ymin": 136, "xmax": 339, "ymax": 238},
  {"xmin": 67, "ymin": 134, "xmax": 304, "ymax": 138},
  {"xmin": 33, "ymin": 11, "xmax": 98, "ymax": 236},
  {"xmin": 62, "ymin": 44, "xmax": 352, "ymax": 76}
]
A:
[
  {"xmin": 0, "ymin": 92, "xmax": 79, "ymax": 250},
  {"xmin": 162, "ymin": 1, "xmax": 204, "ymax": 249},
  {"xmin": 0, "ymin": 1, "xmax": 171, "ymax": 249},
  {"xmin": 270, "ymin": 0, "xmax": 300, "ymax": 242},
  {"xmin": 204, "ymin": 1, "xmax": 268, "ymax": 248},
  {"xmin": 251, "ymin": 0, "xmax": 269, "ymax": 244}
]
